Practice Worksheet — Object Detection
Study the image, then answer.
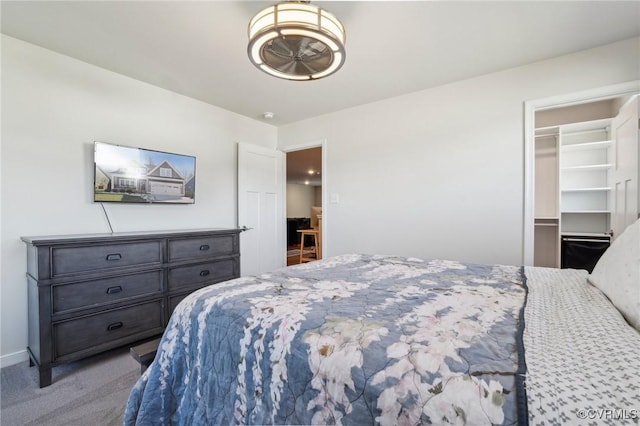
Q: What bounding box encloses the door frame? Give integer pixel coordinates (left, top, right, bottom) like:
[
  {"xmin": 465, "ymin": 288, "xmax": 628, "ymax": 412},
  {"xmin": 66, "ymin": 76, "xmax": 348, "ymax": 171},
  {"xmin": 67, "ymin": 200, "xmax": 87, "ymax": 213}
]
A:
[
  {"xmin": 282, "ymin": 139, "xmax": 327, "ymax": 257},
  {"xmin": 523, "ymin": 80, "xmax": 640, "ymax": 265}
]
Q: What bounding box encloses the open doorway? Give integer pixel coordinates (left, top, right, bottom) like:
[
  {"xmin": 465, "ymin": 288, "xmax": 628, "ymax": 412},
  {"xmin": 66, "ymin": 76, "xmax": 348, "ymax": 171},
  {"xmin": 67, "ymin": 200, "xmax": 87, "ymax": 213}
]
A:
[
  {"xmin": 523, "ymin": 81, "xmax": 639, "ymax": 266},
  {"xmin": 285, "ymin": 146, "xmax": 323, "ymax": 266}
]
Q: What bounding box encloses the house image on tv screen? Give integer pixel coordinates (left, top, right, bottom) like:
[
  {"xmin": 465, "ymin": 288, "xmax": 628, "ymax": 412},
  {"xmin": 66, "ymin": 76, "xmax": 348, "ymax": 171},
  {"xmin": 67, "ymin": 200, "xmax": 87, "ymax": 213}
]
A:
[{"xmin": 94, "ymin": 142, "xmax": 196, "ymax": 204}]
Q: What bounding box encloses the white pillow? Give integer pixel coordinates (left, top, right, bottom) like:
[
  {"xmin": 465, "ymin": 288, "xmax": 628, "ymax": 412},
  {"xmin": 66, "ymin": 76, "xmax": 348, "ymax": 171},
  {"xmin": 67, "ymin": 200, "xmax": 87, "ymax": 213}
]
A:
[{"xmin": 588, "ymin": 218, "xmax": 640, "ymax": 331}]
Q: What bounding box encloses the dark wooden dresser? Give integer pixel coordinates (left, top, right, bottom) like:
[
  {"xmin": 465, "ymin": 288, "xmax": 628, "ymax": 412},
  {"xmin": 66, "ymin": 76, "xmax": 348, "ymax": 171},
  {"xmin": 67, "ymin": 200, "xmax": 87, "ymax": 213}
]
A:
[{"xmin": 21, "ymin": 228, "xmax": 241, "ymax": 387}]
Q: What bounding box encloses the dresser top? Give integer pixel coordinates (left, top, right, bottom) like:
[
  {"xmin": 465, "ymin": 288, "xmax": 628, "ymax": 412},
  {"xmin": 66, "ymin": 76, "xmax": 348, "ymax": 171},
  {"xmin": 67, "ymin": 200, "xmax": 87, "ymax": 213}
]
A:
[{"xmin": 21, "ymin": 228, "xmax": 242, "ymax": 245}]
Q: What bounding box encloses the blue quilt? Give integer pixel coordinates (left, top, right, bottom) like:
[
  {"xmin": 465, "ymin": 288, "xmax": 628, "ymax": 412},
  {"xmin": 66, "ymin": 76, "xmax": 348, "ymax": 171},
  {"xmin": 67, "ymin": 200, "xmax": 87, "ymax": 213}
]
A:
[{"xmin": 124, "ymin": 254, "xmax": 527, "ymax": 425}]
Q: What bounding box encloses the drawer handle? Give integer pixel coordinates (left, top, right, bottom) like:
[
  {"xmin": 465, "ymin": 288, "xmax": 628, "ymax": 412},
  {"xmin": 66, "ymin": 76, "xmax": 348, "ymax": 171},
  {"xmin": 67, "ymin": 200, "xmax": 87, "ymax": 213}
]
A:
[
  {"xmin": 106, "ymin": 286, "xmax": 123, "ymax": 295},
  {"xmin": 199, "ymin": 244, "xmax": 210, "ymax": 251},
  {"xmin": 106, "ymin": 253, "xmax": 122, "ymax": 261},
  {"xmin": 199, "ymin": 270, "xmax": 210, "ymax": 277},
  {"xmin": 107, "ymin": 322, "xmax": 123, "ymax": 331}
]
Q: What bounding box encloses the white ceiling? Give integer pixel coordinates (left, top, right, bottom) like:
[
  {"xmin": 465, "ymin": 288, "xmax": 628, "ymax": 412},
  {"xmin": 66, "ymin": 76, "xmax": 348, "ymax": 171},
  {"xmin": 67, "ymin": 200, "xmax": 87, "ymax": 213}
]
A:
[{"xmin": 2, "ymin": 1, "xmax": 639, "ymax": 127}]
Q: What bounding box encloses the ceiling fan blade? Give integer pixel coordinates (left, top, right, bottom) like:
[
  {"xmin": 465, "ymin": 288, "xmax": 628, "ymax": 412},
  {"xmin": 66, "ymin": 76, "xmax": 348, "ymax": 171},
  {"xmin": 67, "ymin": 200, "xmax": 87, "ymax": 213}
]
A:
[
  {"xmin": 296, "ymin": 60, "xmax": 321, "ymax": 75},
  {"xmin": 262, "ymin": 50, "xmax": 296, "ymax": 69},
  {"xmin": 300, "ymin": 41, "xmax": 328, "ymax": 58},
  {"xmin": 279, "ymin": 60, "xmax": 301, "ymax": 75},
  {"xmin": 268, "ymin": 38, "xmax": 295, "ymax": 57}
]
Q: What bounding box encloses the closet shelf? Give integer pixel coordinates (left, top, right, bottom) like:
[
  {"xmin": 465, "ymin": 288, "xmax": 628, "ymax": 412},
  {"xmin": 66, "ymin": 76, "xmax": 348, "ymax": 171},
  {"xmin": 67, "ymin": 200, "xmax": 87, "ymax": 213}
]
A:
[
  {"xmin": 561, "ymin": 187, "xmax": 611, "ymax": 192},
  {"xmin": 561, "ymin": 140, "xmax": 611, "ymax": 151},
  {"xmin": 560, "ymin": 118, "xmax": 611, "ymax": 134},
  {"xmin": 561, "ymin": 231, "xmax": 611, "ymax": 238},
  {"xmin": 561, "ymin": 210, "xmax": 611, "ymax": 214},
  {"xmin": 535, "ymin": 125, "xmax": 559, "ymax": 136},
  {"xmin": 561, "ymin": 164, "xmax": 611, "ymax": 171}
]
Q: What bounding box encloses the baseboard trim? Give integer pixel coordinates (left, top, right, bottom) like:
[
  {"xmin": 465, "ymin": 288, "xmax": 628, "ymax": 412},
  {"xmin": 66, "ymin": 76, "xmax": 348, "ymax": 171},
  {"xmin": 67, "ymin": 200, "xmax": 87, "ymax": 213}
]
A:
[{"xmin": 1, "ymin": 349, "xmax": 29, "ymax": 368}]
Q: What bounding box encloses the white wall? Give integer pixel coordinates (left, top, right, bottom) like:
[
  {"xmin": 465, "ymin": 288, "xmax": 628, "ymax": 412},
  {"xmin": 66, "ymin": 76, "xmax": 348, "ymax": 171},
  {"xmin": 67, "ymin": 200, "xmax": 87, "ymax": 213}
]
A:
[
  {"xmin": 286, "ymin": 184, "xmax": 316, "ymax": 218},
  {"xmin": 278, "ymin": 37, "xmax": 640, "ymax": 266},
  {"xmin": 0, "ymin": 36, "xmax": 277, "ymax": 366}
]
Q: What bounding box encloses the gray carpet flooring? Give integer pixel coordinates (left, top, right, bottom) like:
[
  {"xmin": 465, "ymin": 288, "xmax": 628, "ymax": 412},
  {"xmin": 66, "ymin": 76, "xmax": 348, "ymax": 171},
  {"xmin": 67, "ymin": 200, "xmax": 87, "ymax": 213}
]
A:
[{"xmin": 1, "ymin": 347, "xmax": 140, "ymax": 426}]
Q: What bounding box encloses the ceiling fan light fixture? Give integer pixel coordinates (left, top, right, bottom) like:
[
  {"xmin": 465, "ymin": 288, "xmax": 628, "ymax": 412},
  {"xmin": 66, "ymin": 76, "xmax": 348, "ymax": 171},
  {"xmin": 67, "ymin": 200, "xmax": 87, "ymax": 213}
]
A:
[{"xmin": 247, "ymin": 2, "xmax": 346, "ymax": 81}]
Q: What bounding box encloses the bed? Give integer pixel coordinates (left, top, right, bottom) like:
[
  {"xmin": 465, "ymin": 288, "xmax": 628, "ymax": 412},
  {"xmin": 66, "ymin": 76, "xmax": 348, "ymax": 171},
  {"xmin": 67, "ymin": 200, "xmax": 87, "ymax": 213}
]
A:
[{"xmin": 124, "ymin": 219, "xmax": 640, "ymax": 425}]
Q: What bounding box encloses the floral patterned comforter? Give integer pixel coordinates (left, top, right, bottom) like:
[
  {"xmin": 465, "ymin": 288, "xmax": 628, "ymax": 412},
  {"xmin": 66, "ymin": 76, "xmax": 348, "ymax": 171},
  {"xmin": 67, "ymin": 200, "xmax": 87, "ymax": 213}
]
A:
[{"xmin": 124, "ymin": 254, "xmax": 527, "ymax": 425}]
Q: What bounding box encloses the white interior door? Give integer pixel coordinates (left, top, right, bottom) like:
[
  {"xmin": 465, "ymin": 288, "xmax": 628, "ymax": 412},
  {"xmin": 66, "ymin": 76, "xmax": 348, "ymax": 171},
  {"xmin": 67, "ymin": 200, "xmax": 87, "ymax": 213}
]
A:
[
  {"xmin": 238, "ymin": 142, "xmax": 285, "ymax": 276},
  {"xmin": 610, "ymin": 95, "xmax": 639, "ymax": 239}
]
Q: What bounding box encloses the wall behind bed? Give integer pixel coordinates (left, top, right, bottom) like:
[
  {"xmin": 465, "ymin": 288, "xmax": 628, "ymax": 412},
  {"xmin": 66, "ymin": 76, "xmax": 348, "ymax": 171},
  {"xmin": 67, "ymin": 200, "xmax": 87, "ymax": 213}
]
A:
[
  {"xmin": 0, "ymin": 35, "xmax": 277, "ymax": 367},
  {"xmin": 278, "ymin": 37, "xmax": 640, "ymax": 266}
]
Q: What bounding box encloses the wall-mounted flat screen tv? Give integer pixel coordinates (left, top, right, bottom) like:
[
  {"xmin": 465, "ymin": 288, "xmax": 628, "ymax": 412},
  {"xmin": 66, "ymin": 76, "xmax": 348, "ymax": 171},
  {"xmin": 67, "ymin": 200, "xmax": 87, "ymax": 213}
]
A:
[{"xmin": 94, "ymin": 141, "xmax": 196, "ymax": 204}]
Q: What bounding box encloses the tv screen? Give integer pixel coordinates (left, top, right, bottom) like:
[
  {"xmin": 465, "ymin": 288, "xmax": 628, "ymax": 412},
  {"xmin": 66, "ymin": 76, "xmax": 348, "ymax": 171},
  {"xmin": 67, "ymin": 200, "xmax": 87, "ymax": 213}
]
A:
[{"xmin": 94, "ymin": 141, "xmax": 196, "ymax": 204}]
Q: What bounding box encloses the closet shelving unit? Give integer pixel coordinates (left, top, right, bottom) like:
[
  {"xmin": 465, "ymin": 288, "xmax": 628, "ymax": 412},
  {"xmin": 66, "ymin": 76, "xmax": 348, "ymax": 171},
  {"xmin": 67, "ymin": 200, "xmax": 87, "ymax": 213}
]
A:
[
  {"xmin": 534, "ymin": 118, "xmax": 613, "ymax": 268},
  {"xmin": 559, "ymin": 118, "xmax": 612, "ymax": 236}
]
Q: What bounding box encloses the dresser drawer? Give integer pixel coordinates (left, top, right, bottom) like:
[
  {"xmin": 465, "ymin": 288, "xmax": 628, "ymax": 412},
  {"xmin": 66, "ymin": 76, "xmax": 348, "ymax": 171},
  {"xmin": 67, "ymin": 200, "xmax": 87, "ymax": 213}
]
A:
[
  {"xmin": 168, "ymin": 234, "xmax": 236, "ymax": 262},
  {"xmin": 52, "ymin": 270, "xmax": 163, "ymax": 314},
  {"xmin": 168, "ymin": 258, "xmax": 237, "ymax": 291},
  {"xmin": 51, "ymin": 241, "xmax": 162, "ymax": 277},
  {"xmin": 53, "ymin": 300, "xmax": 163, "ymax": 359}
]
